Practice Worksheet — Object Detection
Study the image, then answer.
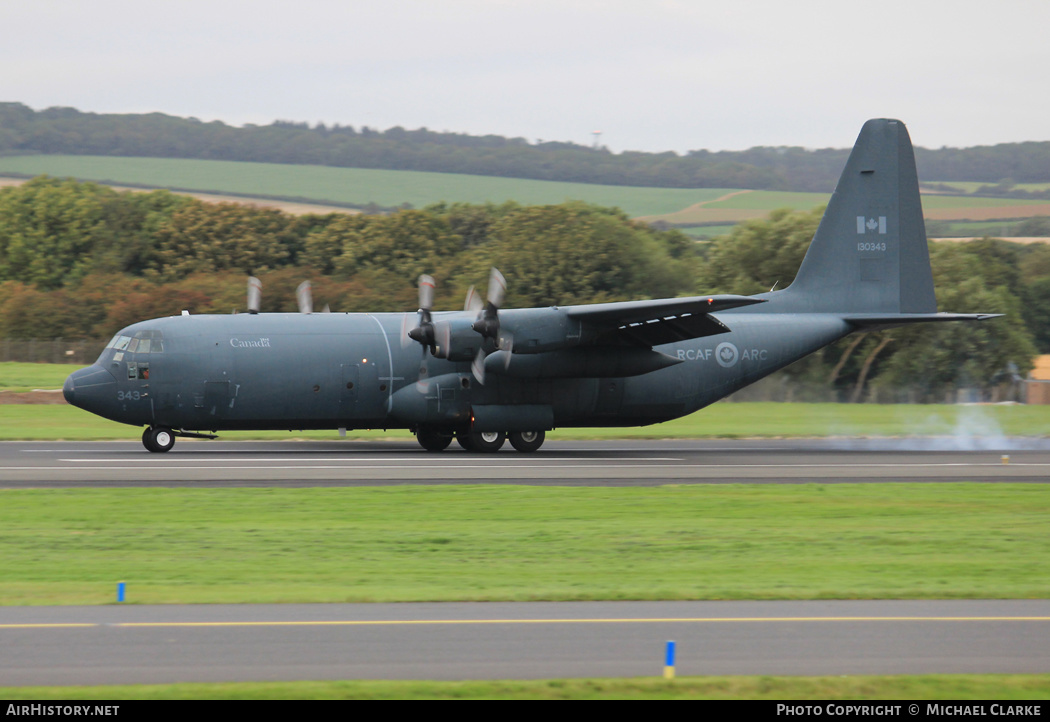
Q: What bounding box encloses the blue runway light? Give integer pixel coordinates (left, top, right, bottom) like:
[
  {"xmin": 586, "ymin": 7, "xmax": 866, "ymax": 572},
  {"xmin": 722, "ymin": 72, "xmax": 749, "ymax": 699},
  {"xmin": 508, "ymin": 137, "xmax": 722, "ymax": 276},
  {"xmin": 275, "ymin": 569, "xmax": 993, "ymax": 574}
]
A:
[
  {"xmin": 664, "ymin": 640, "xmax": 676, "ymax": 679},
  {"xmin": 117, "ymin": 581, "xmax": 125, "ymax": 602}
]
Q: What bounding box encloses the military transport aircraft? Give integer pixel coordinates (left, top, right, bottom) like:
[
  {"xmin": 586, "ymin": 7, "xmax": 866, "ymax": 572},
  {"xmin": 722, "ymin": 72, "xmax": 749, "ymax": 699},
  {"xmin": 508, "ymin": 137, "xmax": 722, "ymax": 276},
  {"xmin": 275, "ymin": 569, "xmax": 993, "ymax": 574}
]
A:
[{"xmin": 63, "ymin": 119, "xmax": 996, "ymax": 453}]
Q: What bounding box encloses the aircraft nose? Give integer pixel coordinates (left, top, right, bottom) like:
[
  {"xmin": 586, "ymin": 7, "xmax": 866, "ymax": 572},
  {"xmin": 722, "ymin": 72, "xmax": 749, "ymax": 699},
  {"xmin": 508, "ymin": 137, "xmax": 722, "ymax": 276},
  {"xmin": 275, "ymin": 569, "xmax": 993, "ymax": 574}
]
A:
[{"xmin": 64, "ymin": 365, "xmax": 117, "ymax": 411}]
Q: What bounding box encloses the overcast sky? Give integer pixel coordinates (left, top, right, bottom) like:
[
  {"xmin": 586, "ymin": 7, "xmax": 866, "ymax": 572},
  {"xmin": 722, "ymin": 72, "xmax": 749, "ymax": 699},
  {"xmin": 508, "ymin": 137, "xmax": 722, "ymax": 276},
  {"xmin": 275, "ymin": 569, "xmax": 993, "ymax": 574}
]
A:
[{"xmin": 3, "ymin": 0, "xmax": 1048, "ymax": 153}]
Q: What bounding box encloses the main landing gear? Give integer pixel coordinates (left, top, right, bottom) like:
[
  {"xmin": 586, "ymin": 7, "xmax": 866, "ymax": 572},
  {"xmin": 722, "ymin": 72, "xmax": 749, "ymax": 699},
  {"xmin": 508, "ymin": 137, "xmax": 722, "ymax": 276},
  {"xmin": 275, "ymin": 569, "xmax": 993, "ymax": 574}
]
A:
[
  {"xmin": 415, "ymin": 428, "xmax": 546, "ymax": 453},
  {"xmin": 142, "ymin": 426, "xmax": 175, "ymax": 453}
]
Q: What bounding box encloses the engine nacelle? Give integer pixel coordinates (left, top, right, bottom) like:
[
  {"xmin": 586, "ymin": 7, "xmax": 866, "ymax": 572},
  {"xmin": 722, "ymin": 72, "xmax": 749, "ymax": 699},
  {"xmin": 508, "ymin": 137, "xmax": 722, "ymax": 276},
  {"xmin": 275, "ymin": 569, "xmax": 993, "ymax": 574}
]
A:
[
  {"xmin": 485, "ymin": 346, "xmax": 682, "ymax": 378},
  {"xmin": 430, "ymin": 318, "xmax": 482, "ymax": 362},
  {"xmin": 498, "ymin": 308, "xmax": 588, "ymax": 354}
]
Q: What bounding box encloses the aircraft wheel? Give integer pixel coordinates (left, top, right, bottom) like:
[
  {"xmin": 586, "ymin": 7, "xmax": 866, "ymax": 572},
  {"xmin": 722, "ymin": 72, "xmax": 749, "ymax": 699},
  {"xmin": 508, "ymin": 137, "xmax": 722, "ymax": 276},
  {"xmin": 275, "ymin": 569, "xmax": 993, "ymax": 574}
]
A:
[
  {"xmin": 509, "ymin": 430, "xmax": 545, "ymax": 453},
  {"xmin": 416, "ymin": 428, "xmax": 453, "ymax": 452},
  {"xmin": 457, "ymin": 430, "xmax": 505, "ymax": 453},
  {"xmin": 143, "ymin": 426, "xmax": 175, "ymax": 453}
]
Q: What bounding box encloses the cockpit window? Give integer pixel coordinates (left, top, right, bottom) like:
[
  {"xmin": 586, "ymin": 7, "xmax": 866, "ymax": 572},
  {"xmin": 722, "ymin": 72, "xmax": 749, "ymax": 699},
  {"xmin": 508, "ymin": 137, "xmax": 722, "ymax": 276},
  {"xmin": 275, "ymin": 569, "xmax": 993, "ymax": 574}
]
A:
[
  {"xmin": 134, "ymin": 330, "xmax": 163, "ymax": 353},
  {"xmin": 106, "ymin": 330, "xmax": 164, "ymax": 354}
]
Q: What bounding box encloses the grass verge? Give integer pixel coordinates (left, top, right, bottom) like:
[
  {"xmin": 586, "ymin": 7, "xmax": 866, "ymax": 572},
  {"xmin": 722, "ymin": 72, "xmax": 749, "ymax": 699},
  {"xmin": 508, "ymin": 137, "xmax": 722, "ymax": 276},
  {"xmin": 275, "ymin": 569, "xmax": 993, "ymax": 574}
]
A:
[
  {"xmin": 0, "ymin": 362, "xmax": 76, "ymax": 393},
  {"xmin": 1, "ymin": 484, "xmax": 1046, "ymax": 605},
  {"xmin": 2, "ymin": 400, "xmax": 1050, "ymax": 440},
  {"xmin": 2, "ymin": 675, "xmax": 1048, "ymax": 699}
]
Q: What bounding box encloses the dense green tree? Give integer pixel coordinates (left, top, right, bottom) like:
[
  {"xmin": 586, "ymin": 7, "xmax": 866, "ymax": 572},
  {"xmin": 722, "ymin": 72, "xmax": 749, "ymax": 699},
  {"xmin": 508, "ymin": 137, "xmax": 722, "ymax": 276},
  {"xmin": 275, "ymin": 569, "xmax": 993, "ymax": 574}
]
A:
[
  {"xmin": 144, "ymin": 202, "xmax": 296, "ymax": 280},
  {"xmin": 871, "ymin": 243, "xmax": 1036, "ymax": 400},
  {"xmin": 696, "ymin": 207, "xmax": 822, "ymax": 294},
  {"xmin": 476, "ymin": 202, "xmax": 695, "ymax": 307},
  {"xmin": 1015, "ymin": 216, "xmax": 1050, "ymax": 237},
  {"xmin": 299, "ymin": 214, "xmax": 369, "ymax": 275},
  {"xmin": 330, "ymin": 210, "xmax": 462, "ymax": 294},
  {"xmin": 0, "ymin": 174, "xmax": 1045, "ymax": 402},
  {"xmin": 0, "ymin": 177, "xmax": 114, "ymax": 289},
  {"xmin": 0, "ymin": 280, "xmax": 107, "ymax": 338}
]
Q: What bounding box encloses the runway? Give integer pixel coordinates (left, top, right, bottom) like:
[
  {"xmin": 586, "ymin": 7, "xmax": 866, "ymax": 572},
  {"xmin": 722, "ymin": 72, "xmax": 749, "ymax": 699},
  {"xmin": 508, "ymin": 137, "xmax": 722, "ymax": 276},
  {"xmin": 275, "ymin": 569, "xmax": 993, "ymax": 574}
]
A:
[
  {"xmin": 3, "ymin": 438, "xmax": 1050, "ymax": 486},
  {"xmin": 2, "ymin": 600, "xmax": 1048, "ymax": 685},
  {"xmin": 2, "ymin": 439, "xmax": 1047, "ymax": 687}
]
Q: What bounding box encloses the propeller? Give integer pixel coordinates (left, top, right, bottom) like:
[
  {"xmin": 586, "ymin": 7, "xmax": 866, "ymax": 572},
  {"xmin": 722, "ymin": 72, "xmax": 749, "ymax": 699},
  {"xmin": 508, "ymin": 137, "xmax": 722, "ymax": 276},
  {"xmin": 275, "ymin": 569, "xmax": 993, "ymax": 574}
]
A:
[
  {"xmin": 469, "ymin": 268, "xmax": 511, "ymax": 384},
  {"xmin": 406, "ymin": 275, "xmax": 437, "ymax": 352},
  {"xmin": 296, "ymin": 281, "xmax": 313, "ymax": 314},
  {"xmin": 247, "ymin": 277, "xmax": 262, "ymax": 314},
  {"xmin": 464, "ymin": 285, "xmax": 482, "ymax": 313},
  {"xmin": 245, "ymin": 276, "xmax": 323, "ymax": 315},
  {"xmin": 403, "ymin": 275, "xmax": 439, "ymax": 390}
]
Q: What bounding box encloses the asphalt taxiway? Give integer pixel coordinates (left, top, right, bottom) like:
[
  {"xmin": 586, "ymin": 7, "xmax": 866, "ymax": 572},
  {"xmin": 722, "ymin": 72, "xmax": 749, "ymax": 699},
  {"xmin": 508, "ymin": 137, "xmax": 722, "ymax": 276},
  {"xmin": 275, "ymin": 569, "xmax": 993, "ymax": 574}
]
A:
[
  {"xmin": 2, "ymin": 600, "xmax": 1048, "ymax": 685},
  {"xmin": 3, "ymin": 438, "xmax": 1050, "ymax": 486}
]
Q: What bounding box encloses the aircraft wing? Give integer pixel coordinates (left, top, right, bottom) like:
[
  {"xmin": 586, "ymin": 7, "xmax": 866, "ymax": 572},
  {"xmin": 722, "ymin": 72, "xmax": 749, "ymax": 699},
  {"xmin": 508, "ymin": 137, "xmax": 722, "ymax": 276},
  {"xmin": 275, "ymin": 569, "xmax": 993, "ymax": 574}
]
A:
[{"xmin": 562, "ymin": 294, "xmax": 765, "ymax": 346}]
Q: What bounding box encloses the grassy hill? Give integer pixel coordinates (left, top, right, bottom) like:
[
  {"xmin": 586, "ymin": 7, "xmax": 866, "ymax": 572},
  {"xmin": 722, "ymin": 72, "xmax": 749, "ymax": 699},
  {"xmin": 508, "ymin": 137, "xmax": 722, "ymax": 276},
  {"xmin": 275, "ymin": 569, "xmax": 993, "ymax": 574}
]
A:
[
  {"xmin": 0, "ymin": 155, "xmax": 731, "ymax": 218},
  {"xmin": 1, "ymin": 154, "xmax": 1047, "ymax": 233}
]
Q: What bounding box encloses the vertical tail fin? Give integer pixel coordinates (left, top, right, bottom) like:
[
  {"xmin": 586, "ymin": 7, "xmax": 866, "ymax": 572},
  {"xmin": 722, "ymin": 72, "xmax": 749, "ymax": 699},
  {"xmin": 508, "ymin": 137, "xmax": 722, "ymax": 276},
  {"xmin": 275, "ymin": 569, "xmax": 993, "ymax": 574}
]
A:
[{"xmin": 785, "ymin": 119, "xmax": 937, "ymax": 314}]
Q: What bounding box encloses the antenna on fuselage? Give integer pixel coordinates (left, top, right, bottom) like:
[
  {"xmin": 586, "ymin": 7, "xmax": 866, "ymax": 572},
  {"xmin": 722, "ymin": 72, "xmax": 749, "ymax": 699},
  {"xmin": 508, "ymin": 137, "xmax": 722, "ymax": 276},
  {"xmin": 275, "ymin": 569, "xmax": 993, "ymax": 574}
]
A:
[{"xmin": 247, "ymin": 277, "xmax": 262, "ymax": 314}]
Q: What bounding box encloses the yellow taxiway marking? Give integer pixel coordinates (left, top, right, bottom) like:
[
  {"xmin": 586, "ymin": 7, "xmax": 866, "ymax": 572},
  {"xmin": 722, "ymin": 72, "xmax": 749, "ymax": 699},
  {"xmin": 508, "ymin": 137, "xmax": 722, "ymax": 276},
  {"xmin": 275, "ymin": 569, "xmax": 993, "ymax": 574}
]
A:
[{"xmin": 3, "ymin": 616, "xmax": 1049, "ymax": 629}]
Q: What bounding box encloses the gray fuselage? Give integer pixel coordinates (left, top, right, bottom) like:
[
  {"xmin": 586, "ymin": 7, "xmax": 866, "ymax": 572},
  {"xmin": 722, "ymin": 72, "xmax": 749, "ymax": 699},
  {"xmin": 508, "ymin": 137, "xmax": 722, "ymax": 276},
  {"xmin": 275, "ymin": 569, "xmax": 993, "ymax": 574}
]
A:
[{"xmin": 64, "ymin": 306, "xmax": 851, "ymax": 434}]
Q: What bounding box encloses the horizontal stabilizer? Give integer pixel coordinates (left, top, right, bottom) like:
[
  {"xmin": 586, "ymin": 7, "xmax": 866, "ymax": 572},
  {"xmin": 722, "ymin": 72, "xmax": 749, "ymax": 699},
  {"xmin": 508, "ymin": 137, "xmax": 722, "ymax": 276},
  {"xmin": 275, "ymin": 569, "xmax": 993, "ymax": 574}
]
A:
[{"xmin": 845, "ymin": 312, "xmax": 1002, "ymax": 330}]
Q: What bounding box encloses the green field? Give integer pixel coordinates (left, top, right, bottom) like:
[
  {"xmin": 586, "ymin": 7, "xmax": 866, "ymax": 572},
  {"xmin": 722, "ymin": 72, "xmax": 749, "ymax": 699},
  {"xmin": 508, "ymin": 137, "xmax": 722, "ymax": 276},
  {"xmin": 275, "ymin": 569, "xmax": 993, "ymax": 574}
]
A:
[
  {"xmin": 679, "ymin": 225, "xmax": 737, "ymax": 239},
  {"xmin": 3, "ymin": 675, "xmax": 1048, "ymax": 700},
  {"xmin": 934, "ymin": 221, "xmax": 1047, "ymax": 238},
  {"xmin": 1, "ymin": 483, "xmax": 1046, "ymax": 605},
  {"xmin": 926, "ymin": 181, "xmax": 1050, "ymax": 194},
  {"xmin": 702, "ymin": 190, "xmax": 829, "ymax": 209},
  {"xmin": 0, "ymin": 155, "xmax": 732, "ymax": 218},
  {"xmin": 920, "ymin": 195, "xmax": 1048, "ymax": 209},
  {"xmin": 4, "ymin": 396, "xmax": 1050, "ymax": 441},
  {"xmin": 0, "ymin": 362, "xmax": 76, "ymax": 392},
  {"xmin": 5, "ymin": 156, "xmax": 1048, "ymax": 229}
]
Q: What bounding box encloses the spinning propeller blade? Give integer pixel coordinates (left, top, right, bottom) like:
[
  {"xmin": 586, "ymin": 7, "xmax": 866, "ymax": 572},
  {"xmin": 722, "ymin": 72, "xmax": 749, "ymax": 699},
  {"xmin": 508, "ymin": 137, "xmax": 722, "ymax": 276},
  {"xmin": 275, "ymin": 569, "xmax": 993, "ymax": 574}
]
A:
[
  {"xmin": 296, "ymin": 281, "xmax": 313, "ymax": 314},
  {"xmin": 470, "ymin": 268, "xmax": 508, "ymax": 384},
  {"xmin": 406, "ymin": 274, "xmax": 437, "ymax": 352},
  {"xmin": 247, "ymin": 277, "xmax": 262, "ymax": 314}
]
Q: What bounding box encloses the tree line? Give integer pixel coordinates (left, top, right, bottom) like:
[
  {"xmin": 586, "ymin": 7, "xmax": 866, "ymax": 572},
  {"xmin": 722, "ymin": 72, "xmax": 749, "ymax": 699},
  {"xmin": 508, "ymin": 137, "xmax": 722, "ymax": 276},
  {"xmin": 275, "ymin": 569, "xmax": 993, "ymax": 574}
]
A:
[
  {"xmin": 0, "ymin": 177, "xmax": 1042, "ymax": 402},
  {"xmin": 0, "ymin": 176, "xmax": 697, "ymax": 334},
  {"xmin": 3, "ymin": 103, "xmax": 1050, "ymax": 193}
]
